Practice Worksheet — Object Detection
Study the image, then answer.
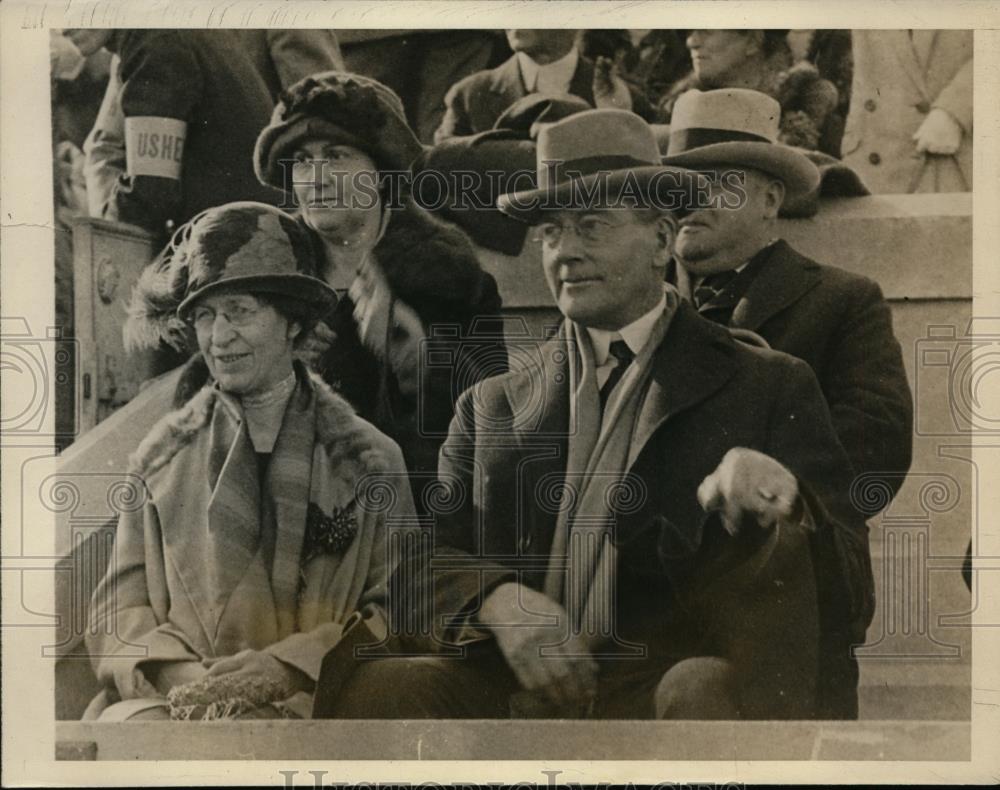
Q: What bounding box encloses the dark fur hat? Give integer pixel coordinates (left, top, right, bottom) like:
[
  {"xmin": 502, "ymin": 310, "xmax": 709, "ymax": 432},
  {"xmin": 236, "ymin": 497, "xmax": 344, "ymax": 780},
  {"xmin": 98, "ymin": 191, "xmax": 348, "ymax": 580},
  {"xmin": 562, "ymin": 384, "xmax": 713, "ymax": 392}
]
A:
[{"xmin": 254, "ymin": 71, "xmax": 424, "ymax": 191}]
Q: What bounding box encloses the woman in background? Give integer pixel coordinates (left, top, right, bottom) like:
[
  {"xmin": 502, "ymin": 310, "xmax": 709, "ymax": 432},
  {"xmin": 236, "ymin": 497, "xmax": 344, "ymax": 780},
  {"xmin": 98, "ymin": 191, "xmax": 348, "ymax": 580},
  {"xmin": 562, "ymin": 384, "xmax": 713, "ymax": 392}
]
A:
[
  {"xmin": 659, "ymin": 30, "xmax": 843, "ymax": 157},
  {"xmin": 254, "ymin": 71, "xmax": 509, "ymax": 514}
]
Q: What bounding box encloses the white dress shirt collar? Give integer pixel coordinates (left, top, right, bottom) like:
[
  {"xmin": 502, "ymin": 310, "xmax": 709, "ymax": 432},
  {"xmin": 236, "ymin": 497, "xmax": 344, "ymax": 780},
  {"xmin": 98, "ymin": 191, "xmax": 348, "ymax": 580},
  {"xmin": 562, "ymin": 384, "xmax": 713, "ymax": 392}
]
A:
[
  {"xmin": 516, "ymin": 46, "xmax": 579, "ymax": 95},
  {"xmin": 587, "ymin": 293, "xmax": 668, "ymax": 368}
]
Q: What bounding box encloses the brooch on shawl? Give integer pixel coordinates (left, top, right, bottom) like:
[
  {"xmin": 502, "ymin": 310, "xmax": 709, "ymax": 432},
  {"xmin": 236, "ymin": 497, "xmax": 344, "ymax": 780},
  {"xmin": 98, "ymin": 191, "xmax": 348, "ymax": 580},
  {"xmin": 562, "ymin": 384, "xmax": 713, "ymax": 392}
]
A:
[{"xmin": 301, "ymin": 502, "xmax": 358, "ymax": 565}]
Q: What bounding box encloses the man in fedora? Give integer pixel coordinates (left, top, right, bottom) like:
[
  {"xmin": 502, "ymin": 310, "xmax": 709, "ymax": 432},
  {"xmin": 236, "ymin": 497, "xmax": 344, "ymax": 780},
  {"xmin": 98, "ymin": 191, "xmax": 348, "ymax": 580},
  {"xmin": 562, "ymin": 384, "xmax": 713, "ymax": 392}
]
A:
[
  {"xmin": 314, "ymin": 110, "xmax": 874, "ymax": 721},
  {"xmin": 662, "ymin": 88, "xmax": 913, "ymax": 717}
]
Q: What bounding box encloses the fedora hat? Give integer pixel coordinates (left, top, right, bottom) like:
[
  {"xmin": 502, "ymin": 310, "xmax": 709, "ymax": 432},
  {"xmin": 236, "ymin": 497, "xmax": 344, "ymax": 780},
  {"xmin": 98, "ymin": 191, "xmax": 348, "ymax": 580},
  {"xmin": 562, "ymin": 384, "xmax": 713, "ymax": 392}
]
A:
[
  {"xmin": 254, "ymin": 71, "xmax": 425, "ymax": 191},
  {"xmin": 661, "ymin": 88, "xmax": 820, "ymax": 200},
  {"xmin": 125, "ymin": 203, "xmax": 338, "ymax": 352},
  {"xmin": 497, "ymin": 109, "xmax": 706, "ymax": 224}
]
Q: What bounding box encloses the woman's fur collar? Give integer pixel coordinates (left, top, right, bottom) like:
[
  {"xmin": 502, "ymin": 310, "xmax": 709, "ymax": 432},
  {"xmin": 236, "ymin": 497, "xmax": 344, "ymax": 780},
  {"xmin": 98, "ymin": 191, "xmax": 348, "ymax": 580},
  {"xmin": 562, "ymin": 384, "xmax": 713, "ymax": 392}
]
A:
[
  {"xmin": 330, "ymin": 199, "xmax": 499, "ymax": 322},
  {"xmin": 129, "ymin": 356, "xmax": 394, "ymax": 481}
]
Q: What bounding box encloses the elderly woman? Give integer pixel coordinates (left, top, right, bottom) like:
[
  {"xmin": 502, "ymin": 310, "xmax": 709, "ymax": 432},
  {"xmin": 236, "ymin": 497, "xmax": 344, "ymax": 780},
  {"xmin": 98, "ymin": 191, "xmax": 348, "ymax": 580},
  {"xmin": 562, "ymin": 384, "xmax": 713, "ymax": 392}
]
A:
[
  {"xmin": 85, "ymin": 202, "xmax": 415, "ymax": 721},
  {"xmin": 658, "ymin": 30, "xmax": 843, "ymax": 157},
  {"xmin": 253, "ymin": 71, "xmax": 508, "ymax": 514}
]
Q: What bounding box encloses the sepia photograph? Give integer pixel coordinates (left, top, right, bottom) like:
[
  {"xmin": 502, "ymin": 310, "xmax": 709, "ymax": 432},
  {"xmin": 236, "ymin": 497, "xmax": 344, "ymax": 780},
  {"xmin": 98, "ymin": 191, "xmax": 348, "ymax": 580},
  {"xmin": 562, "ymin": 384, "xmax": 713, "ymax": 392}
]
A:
[{"xmin": 1, "ymin": 1, "xmax": 998, "ymax": 785}]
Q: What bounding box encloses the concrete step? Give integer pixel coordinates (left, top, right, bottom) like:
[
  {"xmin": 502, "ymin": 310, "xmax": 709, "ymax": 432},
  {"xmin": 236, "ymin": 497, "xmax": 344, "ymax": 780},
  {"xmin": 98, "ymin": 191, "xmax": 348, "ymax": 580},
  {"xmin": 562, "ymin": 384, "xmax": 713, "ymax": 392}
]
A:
[{"xmin": 55, "ymin": 719, "xmax": 970, "ymax": 761}]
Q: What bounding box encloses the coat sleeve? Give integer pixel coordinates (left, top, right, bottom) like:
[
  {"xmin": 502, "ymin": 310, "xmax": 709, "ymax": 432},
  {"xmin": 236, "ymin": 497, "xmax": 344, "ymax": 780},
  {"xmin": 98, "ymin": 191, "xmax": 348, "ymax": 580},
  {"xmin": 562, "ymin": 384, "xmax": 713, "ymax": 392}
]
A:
[
  {"xmin": 265, "ymin": 30, "xmax": 345, "ymax": 88},
  {"xmin": 765, "ymin": 355, "xmax": 877, "ymax": 643},
  {"xmin": 82, "ymin": 55, "xmax": 126, "ymax": 218},
  {"xmin": 110, "ymin": 31, "xmax": 203, "ymax": 235},
  {"xmin": 87, "ymin": 496, "xmax": 201, "ymax": 700},
  {"xmin": 933, "ymin": 55, "xmax": 973, "ymax": 133},
  {"xmin": 265, "ymin": 438, "xmax": 418, "ymax": 682},
  {"xmin": 821, "ymin": 277, "xmax": 914, "ymax": 504},
  {"xmin": 390, "ymin": 385, "xmax": 517, "ymax": 650}
]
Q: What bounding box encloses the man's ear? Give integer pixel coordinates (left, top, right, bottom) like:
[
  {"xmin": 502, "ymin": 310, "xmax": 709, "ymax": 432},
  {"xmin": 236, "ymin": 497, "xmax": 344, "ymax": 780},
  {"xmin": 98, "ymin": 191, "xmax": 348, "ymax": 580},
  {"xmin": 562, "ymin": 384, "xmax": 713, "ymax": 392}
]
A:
[
  {"xmin": 287, "ymin": 320, "xmax": 303, "ymax": 343},
  {"xmin": 762, "ymin": 178, "xmax": 785, "ymax": 220},
  {"xmin": 654, "ymin": 213, "xmax": 677, "ymax": 266}
]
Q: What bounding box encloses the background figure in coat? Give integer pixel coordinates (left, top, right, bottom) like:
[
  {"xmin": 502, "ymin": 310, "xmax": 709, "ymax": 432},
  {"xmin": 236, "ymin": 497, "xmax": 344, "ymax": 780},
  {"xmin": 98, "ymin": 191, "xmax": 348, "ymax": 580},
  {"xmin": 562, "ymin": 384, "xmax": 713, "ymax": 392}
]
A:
[
  {"xmin": 842, "ymin": 30, "xmax": 972, "ymax": 193},
  {"xmin": 80, "ymin": 29, "xmax": 345, "ymax": 219},
  {"xmin": 664, "ymin": 89, "xmax": 913, "ymax": 505},
  {"xmin": 338, "ymin": 29, "xmax": 511, "ymax": 143},
  {"xmin": 434, "ymin": 29, "xmax": 653, "ymax": 142},
  {"xmin": 254, "ymin": 71, "xmax": 509, "ymax": 516},
  {"xmin": 88, "ymin": 202, "xmax": 415, "ymax": 721},
  {"xmin": 62, "ymin": 29, "xmax": 285, "ymax": 244},
  {"xmin": 314, "ymin": 110, "xmax": 875, "ymax": 721},
  {"xmin": 662, "ymin": 89, "xmax": 912, "ymax": 717}
]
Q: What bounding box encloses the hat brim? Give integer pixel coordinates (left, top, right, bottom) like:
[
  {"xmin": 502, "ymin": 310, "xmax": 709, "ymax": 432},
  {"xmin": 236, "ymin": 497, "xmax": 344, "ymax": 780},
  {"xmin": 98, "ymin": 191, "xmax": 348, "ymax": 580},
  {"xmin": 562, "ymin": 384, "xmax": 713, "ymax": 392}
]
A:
[
  {"xmin": 178, "ymin": 274, "xmax": 338, "ymax": 321},
  {"xmin": 497, "ymin": 165, "xmax": 706, "ymax": 224},
  {"xmin": 661, "ymin": 141, "xmax": 820, "ymax": 200}
]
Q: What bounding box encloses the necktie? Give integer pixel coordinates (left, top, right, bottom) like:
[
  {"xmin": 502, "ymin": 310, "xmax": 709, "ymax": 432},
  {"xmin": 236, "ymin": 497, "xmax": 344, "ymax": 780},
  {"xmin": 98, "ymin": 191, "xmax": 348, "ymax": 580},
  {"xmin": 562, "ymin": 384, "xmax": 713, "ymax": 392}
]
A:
[
  {"xmin": 599, "ymin": 339, "xmax": 635, "ymax": 411},
  {"xmin": 692, "ymin": 269, "xmax": 739, "ymax": 311}
]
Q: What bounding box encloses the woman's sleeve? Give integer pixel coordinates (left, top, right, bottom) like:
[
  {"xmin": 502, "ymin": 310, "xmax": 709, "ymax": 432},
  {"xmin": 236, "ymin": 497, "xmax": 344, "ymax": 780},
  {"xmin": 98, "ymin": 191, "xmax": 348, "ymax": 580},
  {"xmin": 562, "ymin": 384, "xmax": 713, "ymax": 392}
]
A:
[
  {"xmin": 86, "ymin": 495, "xmax": 200, "ymax": 699},
  {"xmin": 933, "ymin": 55, "xmax": 973, "ymax": 134}
]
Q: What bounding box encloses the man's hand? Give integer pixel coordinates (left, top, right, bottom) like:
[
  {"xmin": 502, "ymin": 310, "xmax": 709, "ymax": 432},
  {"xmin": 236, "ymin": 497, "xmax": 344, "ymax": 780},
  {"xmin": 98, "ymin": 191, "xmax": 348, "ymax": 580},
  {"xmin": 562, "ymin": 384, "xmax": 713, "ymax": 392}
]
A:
[
  {"xmin": 698, "ymin": 447, "xmax": 800, "ymax": 535},
  {"xmin": 592, "ymin": 56, "xmax": 633, "ymax": 111},
  {"xmin": 294, "ymin": 319, "xmax": 337, "ymax": 372},
  {"xmin": 203, "ymin": 649, "xmax": 310, "ymax": 695},
  {"xmin": 480, "ymin": 582, "xmax": 598, "ymax": 712},
  {"xmin": 913, "ymin": 108, "xmax": 963, "ymax": 155}
]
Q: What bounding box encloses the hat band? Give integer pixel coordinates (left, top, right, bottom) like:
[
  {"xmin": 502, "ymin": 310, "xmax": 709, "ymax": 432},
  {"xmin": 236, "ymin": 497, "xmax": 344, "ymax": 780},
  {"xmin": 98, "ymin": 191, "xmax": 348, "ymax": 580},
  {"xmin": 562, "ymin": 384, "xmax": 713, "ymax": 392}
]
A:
[
  {"xmin": 667, "ymin": 127, "xmax": 772, "ymax": 155},
  {"xmin": 537, "ymin": 154, "xmax": 655, "ymax": 189}
]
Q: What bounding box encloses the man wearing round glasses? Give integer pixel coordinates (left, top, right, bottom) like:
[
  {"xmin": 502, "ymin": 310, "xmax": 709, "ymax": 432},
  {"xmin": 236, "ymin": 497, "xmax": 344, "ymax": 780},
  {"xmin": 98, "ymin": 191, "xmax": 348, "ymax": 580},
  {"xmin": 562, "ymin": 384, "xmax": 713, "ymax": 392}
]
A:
[{"xmin": 316, "ymin": 110, "xmax": 873, "ymax": 722}]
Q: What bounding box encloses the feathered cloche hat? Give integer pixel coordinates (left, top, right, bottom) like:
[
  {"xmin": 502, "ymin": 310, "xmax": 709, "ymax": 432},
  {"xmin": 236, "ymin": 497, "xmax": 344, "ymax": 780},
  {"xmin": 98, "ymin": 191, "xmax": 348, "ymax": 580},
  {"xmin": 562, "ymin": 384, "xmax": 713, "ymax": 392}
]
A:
[{"xmin": 124, "ymin": 202, "xmax": 337, "ymax": 352}]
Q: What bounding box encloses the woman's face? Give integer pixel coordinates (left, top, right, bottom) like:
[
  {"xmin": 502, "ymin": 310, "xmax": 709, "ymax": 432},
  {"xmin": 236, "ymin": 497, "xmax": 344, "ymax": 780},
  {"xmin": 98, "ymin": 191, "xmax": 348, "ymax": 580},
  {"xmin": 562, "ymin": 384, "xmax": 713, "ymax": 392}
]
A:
[
  {"xmin": 685, "ymin": 30, "xmax": 756, "ymax": 87},
  {"xmin": 191, "ymin": 292, "xmax": 299, "ymax": 398},
  {"xmin": 291, "ymin": 140, "xmax": 382, "ymax": 239}
]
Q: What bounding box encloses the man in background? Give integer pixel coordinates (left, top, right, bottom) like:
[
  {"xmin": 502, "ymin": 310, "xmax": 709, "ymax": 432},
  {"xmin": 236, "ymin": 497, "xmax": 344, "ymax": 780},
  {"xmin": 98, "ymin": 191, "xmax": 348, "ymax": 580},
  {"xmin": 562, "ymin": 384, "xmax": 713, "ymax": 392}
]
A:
[
  {"xmin": 434, "ymin": 29, "xmax": 652, "ymax": 142},
  {"xmin": 843, "ymin": 30, "xmax": 972, "ymax": 192},
  {"xmin": 78, "ymin": 29, "xmax": 344, "ymax": 231},
  {"xmin": 663, "ymin": 88, "xmax": 913, "ymax": 717}
]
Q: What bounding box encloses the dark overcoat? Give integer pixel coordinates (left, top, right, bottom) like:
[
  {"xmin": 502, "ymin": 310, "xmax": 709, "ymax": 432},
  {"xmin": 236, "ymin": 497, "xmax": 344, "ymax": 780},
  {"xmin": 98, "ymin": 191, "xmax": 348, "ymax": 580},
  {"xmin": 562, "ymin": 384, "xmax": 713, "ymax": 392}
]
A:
[
  {"xmin": 672, "ymin": 239, "xmax": 914, "ymax": 508},
  {"xmin": 388, "ymin": 303, "xmax": 876, "ymax": 718},
  {"xmin": 103, "ymin": 29, "xmax": 281, "ymax": 240},
  {"xmin": 434, "ymin": 54, "xmax": 653, "ymax": 142}
]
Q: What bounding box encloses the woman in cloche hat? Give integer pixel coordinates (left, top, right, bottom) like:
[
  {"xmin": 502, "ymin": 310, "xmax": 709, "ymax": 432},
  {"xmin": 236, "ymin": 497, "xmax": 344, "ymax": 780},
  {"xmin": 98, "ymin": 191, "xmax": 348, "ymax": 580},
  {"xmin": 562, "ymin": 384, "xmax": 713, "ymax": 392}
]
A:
[
  {"xmin": 254, "ymin": 71, "xmax": 508, "ymax": 515},
  {"xmin": 86, "ymin": 202, "xmax": 415, "ymax": 721}
]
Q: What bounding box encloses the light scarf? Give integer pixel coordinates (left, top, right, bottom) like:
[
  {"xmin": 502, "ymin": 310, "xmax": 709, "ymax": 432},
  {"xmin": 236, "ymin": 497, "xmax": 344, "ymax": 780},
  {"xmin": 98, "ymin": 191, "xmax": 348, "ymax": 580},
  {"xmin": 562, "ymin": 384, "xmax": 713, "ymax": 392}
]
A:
[{"xmin": 542, "ymin": 288, "xmax": 678, "ymax": 654}]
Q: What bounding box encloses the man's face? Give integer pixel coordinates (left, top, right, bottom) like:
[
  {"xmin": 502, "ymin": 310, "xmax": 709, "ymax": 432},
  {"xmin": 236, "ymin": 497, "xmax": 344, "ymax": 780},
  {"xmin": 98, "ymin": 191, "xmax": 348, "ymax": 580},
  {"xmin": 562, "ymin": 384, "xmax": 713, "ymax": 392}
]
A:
[
  {"xmin": 506, "ymin": 29, "xmax": 579, "ymax": 61},
  {"xmin": 539, "ymin": 208, "xmax": 673, "ymax": 331},
  {"xmin": 674, "ymin": 168, "xmax": 783, "ymax": 275},
  {"xmin": 62, "ymin": 29, "xmax": 113, "ymax": 57},
  {"xmin": 685, "ymin": 30, "xmax": 755, "ymax": 87}
]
